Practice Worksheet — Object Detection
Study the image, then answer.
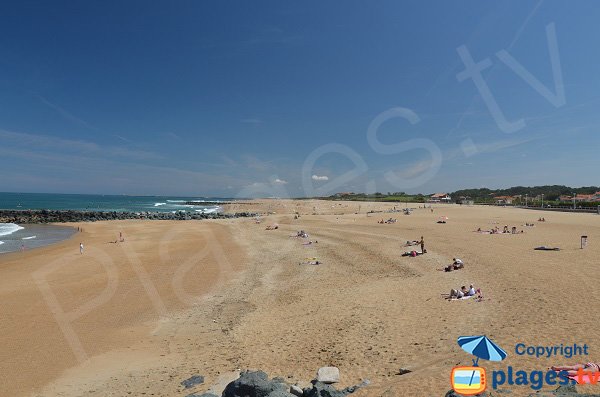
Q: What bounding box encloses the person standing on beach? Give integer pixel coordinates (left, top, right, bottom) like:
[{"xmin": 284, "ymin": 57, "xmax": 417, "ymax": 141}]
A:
[
  {"xmin": 420, "ymin": 236, "xmax": 425, "ymax": 254},
  {"xmin": 79, "ymin": 242, "xmax": 84, "ymax": 254}
]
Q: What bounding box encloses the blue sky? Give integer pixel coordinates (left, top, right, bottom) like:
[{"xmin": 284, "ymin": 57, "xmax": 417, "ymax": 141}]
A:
[{"xmin": 0, "ymin": 1, "xmax": 598, "ymax": 197}]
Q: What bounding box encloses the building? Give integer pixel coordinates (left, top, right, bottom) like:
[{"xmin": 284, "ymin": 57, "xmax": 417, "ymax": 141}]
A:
[
  {"xmin": 494, "ymin": 195, "xmax": 514, "ymax": 204},
  {"xmin": 573, "ymin": 193, "xmax": 599, "ymax": 202},
  {"xmin": 429, "ymin": 193, "xmax": 452, "ymax": 203}
]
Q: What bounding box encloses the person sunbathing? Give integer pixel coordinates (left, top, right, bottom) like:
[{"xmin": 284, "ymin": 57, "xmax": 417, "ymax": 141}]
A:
[
  {"xmin": 448, "ymin": 286, "xmax": 468, "ymax": 299},
  {"xmin": 551, "ymin": 363, "xmax": 600, "ymax": 376}
]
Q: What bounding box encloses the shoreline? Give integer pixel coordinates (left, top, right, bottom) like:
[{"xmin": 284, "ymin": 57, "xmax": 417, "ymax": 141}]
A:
[{"xmin": 0, "ymin": 223, "xmax": 77, "ymax": 255}]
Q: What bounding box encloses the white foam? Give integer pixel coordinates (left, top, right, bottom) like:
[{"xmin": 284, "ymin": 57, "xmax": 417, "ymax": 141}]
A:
[
  {"xmin": 22, "ymin": 236, "xmax": 37, "ymax": 240},
  {"xmin": 195, "ymin": 206, "xmax": 222, "ymax": 214},
  {"xmin": 154, "ymin": 203, "xmax": 166, "ymax": 207},
  {"xmin": 0, "ymin": 241, "xmax": 4, "ymax": 245},
  {"xmin": 0, "ymin": 223, "xmax": 24, "ymax": 237}
]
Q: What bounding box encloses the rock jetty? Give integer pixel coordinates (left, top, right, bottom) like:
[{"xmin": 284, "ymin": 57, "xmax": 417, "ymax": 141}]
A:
[{"xmin": 0, "ymin": 210, "xmax": 257, "ymax": 224}]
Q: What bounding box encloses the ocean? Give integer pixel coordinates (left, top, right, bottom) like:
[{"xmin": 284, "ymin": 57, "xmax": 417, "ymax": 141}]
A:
[
  {"xmin": 0, "ymin": 192, "xmax": 233, "ymax": 254},
  {"xmin": 0, "ymin": 192, "xmax": 231, "ymax": 213}
]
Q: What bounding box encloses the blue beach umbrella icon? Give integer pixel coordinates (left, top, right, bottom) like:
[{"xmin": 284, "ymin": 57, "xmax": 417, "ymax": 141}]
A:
[{"xmin": 457, "ymin": 335, "xmax": 507, "ymax": 387}]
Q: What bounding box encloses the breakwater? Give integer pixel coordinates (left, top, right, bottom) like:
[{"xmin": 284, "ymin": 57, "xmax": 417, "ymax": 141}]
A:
[{"xmin": 0, "ymin": 210, "xmax": 257, "ymax": 224}]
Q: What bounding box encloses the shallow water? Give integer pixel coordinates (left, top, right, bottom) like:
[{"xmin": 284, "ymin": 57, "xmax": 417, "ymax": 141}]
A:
[{"xmin": 0, "ymin": 224, "xmax": 76, "ymax": 254}]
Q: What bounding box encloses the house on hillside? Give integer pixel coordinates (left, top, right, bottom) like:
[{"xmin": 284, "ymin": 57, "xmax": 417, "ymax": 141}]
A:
[
  {"xmin": 429, "ymin": 193, "xmax": 451, "ymax": 203},
  {"xmin": 494, "ymin": 195, "xmax": 515, "ymax": 204},
  {"xmin": 573, "ymin": 193, "xmax": 599, "ymax": 202}
]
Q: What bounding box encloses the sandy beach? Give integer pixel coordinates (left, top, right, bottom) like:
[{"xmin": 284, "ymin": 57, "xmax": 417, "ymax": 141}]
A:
[{"xmin": 1, "ymin": 200, "xmax": 599, "ymax": 397}]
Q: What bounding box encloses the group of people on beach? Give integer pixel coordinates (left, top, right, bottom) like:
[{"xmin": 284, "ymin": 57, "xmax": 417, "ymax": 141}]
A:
[
  {"xmin": 378, "ymin": 218, "xmax": 397, "ymax": 224},
  {"xmin": 447, "ymin": 284, "xmax": 481, "ymax": 300},
  {"xmin": 402, "ymin": 236, "xmax": 425, "ymax": 257},
  {"xmin": 477, "ymin": 225, "xmax": 523, "ymax": 234}
]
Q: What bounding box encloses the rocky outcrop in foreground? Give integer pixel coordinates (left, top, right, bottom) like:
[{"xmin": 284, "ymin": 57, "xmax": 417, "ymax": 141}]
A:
[
  {"xmin": 182, "ymin": 369, "xmax": 368, "ymax": 397},
  {"xmin": 0, "ymin": 210, "xmax": 257, "ymax": 224}
]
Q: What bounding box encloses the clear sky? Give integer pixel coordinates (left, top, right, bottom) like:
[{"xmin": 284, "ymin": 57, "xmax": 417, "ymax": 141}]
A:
[{"xmin": 0, "ymin": 1, "xmax": 598, "ymax": 197}]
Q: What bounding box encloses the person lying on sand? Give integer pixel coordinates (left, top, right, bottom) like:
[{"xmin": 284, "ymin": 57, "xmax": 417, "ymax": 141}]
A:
[
  {"xmin": 404, "ymin": 240, "xmax": 420, "ymax": 246},
  {"xmin": 402, "ymin": 250, "xmax": 423, "ymax": 257},
  {"xmin": 449, "ymin": 286, "xmax": 468, "ymax": 299},
  {"xmin": 551, "ymin": 363, "xmax": 600, "ymax": 376},
  {"xmin": 300, "ymin": 257, "xmax": 321, "ymax": 265},
  {"xmin": 265, "ymin": 224, "xmax": 279, "ymax": 230}
]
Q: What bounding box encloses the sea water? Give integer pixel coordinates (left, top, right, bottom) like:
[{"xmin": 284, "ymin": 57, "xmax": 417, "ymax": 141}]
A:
[{"xmin": 0, "ymin": 192, "xmax": 230, "ymax": 213}]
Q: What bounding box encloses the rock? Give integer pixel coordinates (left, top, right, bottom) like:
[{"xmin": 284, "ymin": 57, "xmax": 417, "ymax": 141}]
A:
[
  {"xmin": 290, "ymin": 385, "xmax": 303, "ymax": 396},
  {"xmin": 0, "ymin": 209, "xmax": 258, "ymax": 224},
  {"xmin": 304, "ymin": 381, "xmax": 346, "ymax": 397},
  {"xmin": 396, "ymin": 368, "xmax": 412, "ymax": 375},
  {"xmin": 205, "ymin": 370, "xmax": 241, "ymax": 396},
  {"xmin": 220, "ymin": 369, "xmax": 367, "ymax": 397},
  {"xmin": 266, "ymin": 391, "xmax": 295, "ymax": 397},
  {"xmin": 340, "ymin": 379, "xmax": 370, "ymax": 394},
  {"xmin": 222, "ymin": 370, "xmax": 292, "ymax": 397},
  {"xmin": 186, "ymin": 393, "xmax": 218, "ymax": 397},
  {"xmin": 181, "ymin": 375, "xmax": 205, "ymax": 389},
  {"xmin": 317, "ymin": 367, "xmax": 340, "ymax": 384}
]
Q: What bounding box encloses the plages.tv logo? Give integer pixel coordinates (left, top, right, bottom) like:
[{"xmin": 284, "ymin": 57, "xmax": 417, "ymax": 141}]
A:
[{"xmin": 451, "ymin": 335, "xmax": 507, "ymax": 395}]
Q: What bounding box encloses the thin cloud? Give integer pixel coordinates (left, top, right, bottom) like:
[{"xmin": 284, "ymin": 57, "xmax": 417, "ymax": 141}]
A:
[
  {"xmin": 394, "ymin": 160, "xmax": 435, "ymax": 179},
  {"xmin": 0, "ymin": 129, "xmax": 162, "ymax": 160},
  {"xmin": 34, "ymin": 94, "xmax": 97, "ymax": 130},
  {"xmin": 312, "ymin": 175, "xmax": 329, "ymax": 181},
  {"xmin": 241, "ymin": 118, "xmax": 263, "ymax": 124},
  {"xmin": 273, "ymin": 178, "xmax": 288, "ymax": 184},
  {"xmin": 114, "ymin": 134, "xmax": 133, "ymax": 143}
]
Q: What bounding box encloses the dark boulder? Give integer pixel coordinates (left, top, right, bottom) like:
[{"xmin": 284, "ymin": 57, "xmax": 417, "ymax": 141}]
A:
[{"xmin": 222, "ymin": 370, "xmax": 293, "ymax": 397}]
